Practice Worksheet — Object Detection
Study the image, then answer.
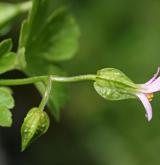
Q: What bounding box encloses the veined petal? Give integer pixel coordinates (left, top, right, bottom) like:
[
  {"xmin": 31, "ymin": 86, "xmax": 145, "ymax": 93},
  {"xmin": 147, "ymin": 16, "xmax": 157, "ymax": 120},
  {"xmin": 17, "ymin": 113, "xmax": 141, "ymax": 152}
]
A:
[
  {"xmin": 136, "ymin": 93, "xmax": 152, "ymax": 121},
  {"xmin": 145, "ymin": 67, "xmax": 160, "ymax": 85}
]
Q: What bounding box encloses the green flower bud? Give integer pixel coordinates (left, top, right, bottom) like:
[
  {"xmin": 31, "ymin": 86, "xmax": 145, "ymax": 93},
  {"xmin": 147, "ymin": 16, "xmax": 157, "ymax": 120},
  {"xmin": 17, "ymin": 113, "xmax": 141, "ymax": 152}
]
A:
[
  {"xmin": 94, "ymin": 68, "xmax": 138, "ymax": 100},
  {"xmin": 21, "ymin": 107, "xmax": 50, "ymax": 151}
]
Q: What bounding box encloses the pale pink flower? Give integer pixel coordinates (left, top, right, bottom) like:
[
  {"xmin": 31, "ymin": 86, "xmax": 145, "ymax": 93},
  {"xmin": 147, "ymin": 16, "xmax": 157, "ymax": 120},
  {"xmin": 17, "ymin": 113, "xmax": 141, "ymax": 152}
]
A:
[{"xmin": 136, "ymin": 67, "xmax": 160, "ymax": 121}]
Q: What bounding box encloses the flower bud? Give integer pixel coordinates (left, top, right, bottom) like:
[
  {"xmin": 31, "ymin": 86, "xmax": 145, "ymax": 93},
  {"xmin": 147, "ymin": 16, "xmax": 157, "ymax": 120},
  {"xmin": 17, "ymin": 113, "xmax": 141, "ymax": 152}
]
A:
[
  {"xmin": 21, "ymin": 107, "xmax": 50, "ymax": 151},
  {"xmin": 94, "ymin": 68, "xmax": 138, "ymax": 100}
]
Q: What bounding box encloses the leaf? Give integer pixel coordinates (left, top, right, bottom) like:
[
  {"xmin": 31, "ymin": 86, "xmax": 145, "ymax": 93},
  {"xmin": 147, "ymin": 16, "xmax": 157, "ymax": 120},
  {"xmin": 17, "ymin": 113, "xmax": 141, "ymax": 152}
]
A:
[
  {"xmin": 0, "ymin": 87, "xmax": 14, "ymax": 109},
  {"xmin": 21, "ymin": 107, "xmax": 50, "ymax": 151},
  {"xmin": 94, "ymin": 68, "xmax": 137, "ymax": 101},
  {"xmin": 0, "ymin": 87, "xmax": 14, "ymax": 127},
  {"xmin": 26, "ymin": 7, "xmax": 80, "ymax": 61},
  {"xmin": 0, "ymin": 2, "xmax": 19, "ymax": 33},
  {"xmin": 44, "ymin": 8, "xmax": 80, "ymax": 61},
  {"xmin": 0, "ymin": 39, "xmax": 17, "ymax": 74},
  {"xmin": 0, "ymin": 2, "xmax": 31, "ymax": 35},
  {"xmin": 18, "ymin": 6, "xmax": 80, "ymax": 63},
  {"xmin": 18, "ymin": 0, "xmax": 80, "ymax": 65},
  {"xmin": 18, "ymin": 0, "xmax": 79, "ymax": 119},
  {"xmin": 0, "ymin": 39, "xmax": 12, "ymax": 56},
  {"xmin": 0, "ymin": 108, "xmax": 12, "ymax": 127},
  {"xmin": 0, "ymin": 52, "xmax": 17, "ymax": 74}
]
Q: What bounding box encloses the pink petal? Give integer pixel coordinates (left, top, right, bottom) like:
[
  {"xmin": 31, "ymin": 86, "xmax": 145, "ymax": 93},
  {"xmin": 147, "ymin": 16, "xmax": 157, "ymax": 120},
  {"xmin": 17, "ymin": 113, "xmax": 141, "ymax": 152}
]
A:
[
  {"xmin": 145, "ymin": 67, "xmax": 160, "ymax": 85},
  {"xmin": 144, "ymin": 77, "xmax": 160, "ymax": 93},
  {"xmin": 136, "ymin": 93, "xmax": 152, "ymax": 121}
]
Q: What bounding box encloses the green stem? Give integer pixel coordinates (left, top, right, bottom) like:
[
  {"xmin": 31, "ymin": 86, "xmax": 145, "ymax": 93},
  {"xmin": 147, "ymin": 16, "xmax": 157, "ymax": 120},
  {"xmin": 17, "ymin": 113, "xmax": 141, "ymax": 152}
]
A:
[
  {"xmin": 51, "ymin": 74, "xmax": 96, "ymax": 82},
  {"xmin": 39, "ymin": 77, "xmax": 52, "ymax": 111},
  {"xmin": 0, "ymin": 76, "xmax": 48, "ymax": 86},
  {"xmin": 0, "ymin": 74, "xmax": 96, "ymax": 112},
  {"xmin": 0, "ymin": 74, "xmax": 96, "ymax": 86}
]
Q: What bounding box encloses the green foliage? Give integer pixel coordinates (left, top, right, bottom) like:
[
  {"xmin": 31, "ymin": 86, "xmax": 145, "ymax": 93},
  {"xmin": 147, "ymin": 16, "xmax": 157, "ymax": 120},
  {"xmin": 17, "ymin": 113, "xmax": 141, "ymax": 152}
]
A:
[
  {"xmin": 0, "ymin": 2, "xmax": 19, "ymax": 33},
  {"xmin": 0, "ymin": 52, "xmax": 17, "ymax": 74},
  {"xmin": 26, "ymin": 7, "xmax": 80, "ymax": 62},
  {"xmin": 0, "ymin": 2, "xmax": 31, "ymax": 35},
  {"xmin": 94, "ymin": 68, "xmax": 137, "ymax": 100},
  {"xmin": 0, "ymin": 0, "xmax": 80, "ymax": 149},
  {"xmin": 0, "ymin": 2, "xmax": 22, "ymax": 34},
  {"xmin": 0, "ymin": 87, "xmax": 14, "ymax": 127},
  {"xmin": 0, "ymin": 39, "xmax": 12, "ymax": 56},
  {"xmin": 18, "ymin": 0, "xmax": 80, "ymax": 120},
  {"xmin": 21, "ymin": 107, "xmax": 50, "ymax": 151},
  {"xmin": 0, "ymin": 39, "xmax": 17, "ymax": 74}
]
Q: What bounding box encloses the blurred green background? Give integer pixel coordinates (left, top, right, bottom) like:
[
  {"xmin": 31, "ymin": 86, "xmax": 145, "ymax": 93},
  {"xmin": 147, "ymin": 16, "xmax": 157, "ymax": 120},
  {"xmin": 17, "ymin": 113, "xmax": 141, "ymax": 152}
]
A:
[{"xmin": 1, "ymin": 0, "xmax": 160, "ymax": 165}]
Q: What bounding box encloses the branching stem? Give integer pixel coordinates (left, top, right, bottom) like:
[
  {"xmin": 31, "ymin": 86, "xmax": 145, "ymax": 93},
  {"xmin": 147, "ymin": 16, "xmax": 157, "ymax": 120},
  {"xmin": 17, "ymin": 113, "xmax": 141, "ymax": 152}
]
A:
[{"xmin": 0, "ymin": 74, "xmax": 96, "ymax": 111}]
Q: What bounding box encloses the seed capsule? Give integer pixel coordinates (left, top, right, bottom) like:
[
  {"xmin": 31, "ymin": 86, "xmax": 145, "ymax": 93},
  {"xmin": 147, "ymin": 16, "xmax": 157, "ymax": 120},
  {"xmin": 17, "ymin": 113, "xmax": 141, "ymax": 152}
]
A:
[{"xmin": 21, "ymin": 107, "xmax": 50, "ymax": 151}]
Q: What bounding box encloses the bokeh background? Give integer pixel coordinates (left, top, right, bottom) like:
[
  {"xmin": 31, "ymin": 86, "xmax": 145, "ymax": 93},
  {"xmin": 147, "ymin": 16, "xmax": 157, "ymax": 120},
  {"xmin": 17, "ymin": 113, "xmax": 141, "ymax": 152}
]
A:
[{"xmin": 1, "ymin": 0, "xmax": 160, "ymax": 165}]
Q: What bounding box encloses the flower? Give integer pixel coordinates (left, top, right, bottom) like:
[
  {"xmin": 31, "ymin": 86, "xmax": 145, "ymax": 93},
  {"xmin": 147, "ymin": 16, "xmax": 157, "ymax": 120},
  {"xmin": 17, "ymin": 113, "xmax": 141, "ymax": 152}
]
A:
[
  {"xmin": 94, "ymin": 67, "xmax": 160, "ymax": 122},
  {"xmin": 136, "ymin": 67, "xmax": 160, "ymax": 122}
]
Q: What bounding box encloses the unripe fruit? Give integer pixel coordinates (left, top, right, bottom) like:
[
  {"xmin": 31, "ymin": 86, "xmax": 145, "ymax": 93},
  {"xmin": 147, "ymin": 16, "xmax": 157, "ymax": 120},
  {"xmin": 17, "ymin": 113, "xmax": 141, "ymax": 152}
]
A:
[{"xmin": 21, "ymin": 107, "xmax": 50, "ymax": 151}]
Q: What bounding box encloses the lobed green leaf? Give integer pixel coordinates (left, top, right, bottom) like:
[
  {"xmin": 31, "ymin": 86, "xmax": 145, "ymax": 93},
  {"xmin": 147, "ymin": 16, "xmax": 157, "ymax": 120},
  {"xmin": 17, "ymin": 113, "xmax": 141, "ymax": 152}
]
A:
[
  {"xmin": 0, "ymin": 87, "xmax": 14, "ymax": 127},
  {"xmin": 18, "ymin": 0, "xmax": 79, "ymax": 120},
  {"xmin": 26, "ymin": 7, "xmax": 80, "ymax": 61}
]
